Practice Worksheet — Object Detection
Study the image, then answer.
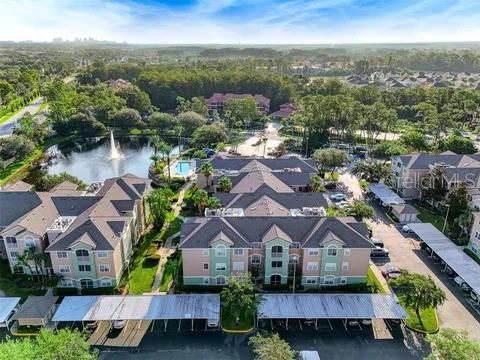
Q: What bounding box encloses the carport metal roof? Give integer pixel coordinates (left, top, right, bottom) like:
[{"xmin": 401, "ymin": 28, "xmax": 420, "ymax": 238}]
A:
[
  {"xmin": 52, "ymin": 294, "xmax": 220, "ymax": 322},
  {"xmin": 368, "ymin": 183, "xmax": 405, "ymax": 205},
  {"xmin": 408, "ymin": 222, "xmax": 480, "ymax": 295},
  {"xmin": 0, "ymin": 297, "xmax": 20, "ymax": 323},
  {"xmin": 257, "ymin": 294, "xmax": 407, "ymax": 319}
]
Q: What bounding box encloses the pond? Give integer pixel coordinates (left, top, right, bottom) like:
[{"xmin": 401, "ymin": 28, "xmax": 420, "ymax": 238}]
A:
[{"xmin": 40, "ymin": 135, "xmax": 182, "ymax": 184}]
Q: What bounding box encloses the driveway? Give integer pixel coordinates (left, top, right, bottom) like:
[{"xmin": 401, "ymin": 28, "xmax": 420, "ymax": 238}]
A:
[
  {"xmin": 0, "ymin": 97, "xmax": 45, "ymax": 137},
  {"xmin": 368, "ymin": 208, "xmax": 480, "ymax": 338}
]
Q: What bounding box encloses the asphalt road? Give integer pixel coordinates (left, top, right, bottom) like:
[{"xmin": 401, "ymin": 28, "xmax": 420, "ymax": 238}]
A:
[
  {"xmin": 98, "ymin": 321, "xmax": 428, "ymax": 360},
  {"xmin": 0, "ymin": 97, "xmax": 45, "ymax": 137}
]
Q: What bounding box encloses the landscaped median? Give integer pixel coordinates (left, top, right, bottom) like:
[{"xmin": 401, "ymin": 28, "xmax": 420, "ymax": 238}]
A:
[
  {"xmin": 221, "ymin": 308, "xmax": 256, "ymax": 333},
  {"xmin": 399, "ymin": 296, "xmax": 439, "ymax": 334}
]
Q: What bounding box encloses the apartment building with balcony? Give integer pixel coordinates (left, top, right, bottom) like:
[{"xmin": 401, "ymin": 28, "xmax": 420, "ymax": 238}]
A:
[
  {"xmin": 0, "ymin": 174, "xmax": 151, "ymax": 289},
  {"xmin": 205, "ymin": 93, "xmax": 270, "ymax": 114},
  {"xmin": 391, "ymin": 151, "xmax": 480, "ymax": 201},
  {"xmin": 179, "ymin": 216, "xmax": 375, "ymax": 287}
]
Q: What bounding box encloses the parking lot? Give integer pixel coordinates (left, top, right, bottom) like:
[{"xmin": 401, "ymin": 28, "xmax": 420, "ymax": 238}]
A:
[
  {"xmin": 98, "ymin": 321, "xmax": 429, "ymax": 360},
  {"xmin": 367, "ymin": 204, "xmax": 480, "ymax": 338}
]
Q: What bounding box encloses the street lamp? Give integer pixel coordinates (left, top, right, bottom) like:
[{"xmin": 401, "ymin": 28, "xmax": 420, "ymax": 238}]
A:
[{"xmin": 442, "ymin": 204, "xmax": 450, "ymax": 233}]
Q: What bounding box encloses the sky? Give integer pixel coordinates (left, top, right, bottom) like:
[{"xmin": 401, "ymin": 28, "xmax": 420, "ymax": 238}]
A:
[{"xmin": 1, "ymin": 0, "xmax": 479, "ymax": 44}]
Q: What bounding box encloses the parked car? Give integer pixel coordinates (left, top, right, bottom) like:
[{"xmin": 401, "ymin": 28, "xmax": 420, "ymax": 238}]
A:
[
  {"xmin": 112, "ymin": 320, "xmax": 127, "ymax": 330},
  {"xmin": 372, "ymin": 239, "xmax": 384, "ymax": 248},
  {"xmin": 303, "ymin": 318, "xmax": 315, "ymax": 326},
  {"xmin": 371, "ymin": 247, "xmax": 390, "ymax": 257},
  {"xmin": 207, "ymin": 318, "xmax": 219, "ymax": 328},
  {"xmin": 381, "ymin": 266, "xmax": 401, "ymax": 277},
  {"xmin": 361, "ymin": 319, "xmax": 373, "ymax": 326},
  {"xmin": 454, "ymin": 276, "xmax": 471, "ymax": 292},
  {"xmin": 330, "ymin": 193, "xmax": 347, "ymax": 201},
  {"xmin": 470, "ymin": 291, "xmax": 479, "ymax": 303},
  {"xmin": 324, "ymin": 181, "xmax": 337, "ymax": 190},
  {"xmin": 0, "ymin": 309, "xmax": 16, "ymax": 328},
  {"xmin": 337, "ymin": 200, "xmax": 349, "ymax": 209},
  {"xmin": 402, "ymin": 225, "xmax": 414, "ymax": 233},
  {"xmin": 444, "ymin": 266, "xmax": 455, "ymax": 277},
  {"xmin": 299, "ymin": 350, "xmax": 321, "ymax": 360},
  {"xmin": 85, "ymin": 320, "xmax": 99, "ymax": 330},
  {"xmin": 338, "ymin": 143, "xmax": 349, "ymax": 150},
  {"xmin": 347, "ymin": 319, "xmax": 360, "ymax": 327}
]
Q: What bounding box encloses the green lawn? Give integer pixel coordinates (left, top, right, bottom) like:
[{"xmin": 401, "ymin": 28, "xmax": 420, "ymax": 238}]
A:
[
  {"xmin": 399, "ymin": 296, "xmax": 438, "ymax": 333},
  {"xmin": 221, "ymin": 307, "xmax": 255, "ymax": 332},
  {"xmin": 415, "ymin": 206, "xmax": 445, "ymax": 232},
  {"xmin": 158, "ymin": 257, "xmax": 179, "ymax": 292},
  {"xmin": 367, "ymin": 266, "xmax": 388, "ymax": 294},
  {"xmin": 0, "ymin": 149, "xmax": 43, "ymax": 186},
  {"xmin": 0, "ymin": 261, "xmax": 46, "ymax": 299},
  {"xmin": 120, "ymin": 215, "xmax": 183, "ymax": 294}
]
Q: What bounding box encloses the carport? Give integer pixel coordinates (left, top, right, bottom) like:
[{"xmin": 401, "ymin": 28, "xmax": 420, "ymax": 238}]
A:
[
  {"xmin": 0, "ymin": 297, "xmax": 20, "ymax": 330},
  {"xmin": 368, "ymin": 183, "xmax": 405, "ymax": 205},
  {"xmin": 257, "ymin": 294, "xmax": 407, "ymax": 331},
  {"xmin": 52, "ymin": 294, "xmax": 220, "ymax": 346},
  {"xmin": 407, "ymin": 222, "xmax": 480, "ymax": 299}
]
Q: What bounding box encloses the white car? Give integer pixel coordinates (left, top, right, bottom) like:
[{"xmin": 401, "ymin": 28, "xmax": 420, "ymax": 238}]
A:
[
  {"xmin": 337, "ymin": 200, "xmax": 349, "ymax": 209},
  {"xmin": 330, "ymin": 193, "xmax": 347, "ymax": 201},
  {"xmin": 402, "ymin": 225, "xmax": 413, "ymax": 233},
  {"xmin": 112, "ymin": 320, "xmax": 127, "ymax": 330},
  {"xmin": 361, "ymin": 319, "xmax": 373, "ymax": 326},
  {"xmin": 471, "ymin": 291, "xmax": 479, "ymax": 303},
  {"xmin": 453, "ymin": 276, "xmax": 471, "ymax": 292},
  {"xmin": 299, "ymin": 351, "xmax": 321, "ymax": 360},
  {"xmin": 207, "ymin": 318, "xmax": 219, "ymax": 328}
]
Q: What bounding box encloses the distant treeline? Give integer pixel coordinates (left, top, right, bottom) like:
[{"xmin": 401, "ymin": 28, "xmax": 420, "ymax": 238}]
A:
[{"xmin": 77, "ymin": 63, "xmax": 294, "ymax": 110}]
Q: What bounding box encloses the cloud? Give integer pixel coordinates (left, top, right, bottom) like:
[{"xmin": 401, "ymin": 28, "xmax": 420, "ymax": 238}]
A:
[{"xmin": 0, "ymin": 0, "xmax": 479, "ymax": 44}]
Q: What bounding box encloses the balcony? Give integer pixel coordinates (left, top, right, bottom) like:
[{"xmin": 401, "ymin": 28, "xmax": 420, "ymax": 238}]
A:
[
  {"xmin": 76, "ymin": 256, "xmax": 90, "ymax": 262},
  {"xmin": 271, "ymin": 252, "xmax": 283, "ymax": 258}
]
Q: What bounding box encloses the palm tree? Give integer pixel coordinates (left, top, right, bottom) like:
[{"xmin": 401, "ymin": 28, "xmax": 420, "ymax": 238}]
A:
[
  {"xmin": 192, "ymin": 189, "xmax": 210, "ymax": 215},
  {"xmin": 150, "ymin": 154, "xmax": 161, "ymax": 167},
  {"xmin": 217, "ymin": 176, "xmax": 232, "ymax": 193},
  {"xmin": 158, "ymin": 141, "xmax": 173, "ymax": 179},
  {"xmin": 17, "ymin": 251, "xmax": 34, "ymax": 281},
  {"xmin": 151, "ymin": 134, "xmax": 161, "ymax": 156},
  {"xmin": 309, "ymin": 175, "xmax": 324, "ymax": 192},
  {"xmin": 200, "ymin": 162, "xmax": 214, "ymax": 188}
]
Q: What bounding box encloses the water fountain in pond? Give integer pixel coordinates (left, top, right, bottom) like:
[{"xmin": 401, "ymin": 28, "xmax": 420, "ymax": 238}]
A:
[{"xmin": 108, "ymin": 131, "xmax": 124, "ymax": 160}]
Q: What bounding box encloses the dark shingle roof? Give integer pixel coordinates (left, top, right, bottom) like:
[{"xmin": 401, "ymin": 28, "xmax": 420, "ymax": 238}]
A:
[
  {"xmin": 196, "ymin": 156, "xmax": 317, "ymax": 173},
  {"xmin": 215, "ymin": 186, "xmax": 327, "ymax": 210},
  {"xmin": 0, "ymin": 192, "xmax": 42, "ymax": 227},
  {"xmin": 110, "ymin": 200, "xmax": 136, "ymax": 214},
  {"xmin": 51, "ymin": 196, "xmax": 101, "ymax": 216},
  {"xmin": 180, "ymin": 217, "xmax": 374, "ymax": 249}
]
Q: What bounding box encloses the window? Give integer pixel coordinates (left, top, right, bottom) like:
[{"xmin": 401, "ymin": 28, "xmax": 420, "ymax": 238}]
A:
[
  {"xmin": 100, "ymin": 279, "xmax": 112, "ymax": 287},
  {"xmin": 306, "ymin": 277, "xmax": 317, "ymax": 284},
  {"xmin": 340, "ymin": 277, "xmax": 347, "ymax": 285},
  {"xmin": 59, "ymin": 265, "xmax": 70, "ymax": 273},
  {"xmin": 216, "ymin": 277, "xmax": 226, "ymax": 285},
  {"xmin": 24, "ymin": 239, "xmax": 36, "ymax": 249},
  {"xmin": 203, "ymin": 262, "xmax": 209, "ymax": 270},
  {"xmin": 57, "ymin": 251, "xmax": 68, "ymax": 259},
  {"xmin": 232, "ymin": 262, "xmax": 244, "ymax": 271},
  {"xmin": 215, "ymin": 263, "xmax": 226, "ymax": 271},
  {"xmin": 76, "ymin": 249, "xmax": 89, "ymax": 257},
  {"xmin": 251, "ymin": 255, "xmax": 261, "ymax": 265},
  {"xmin": 271, "ymin": 245, "xmax": 283, "ymax": 257},
  {"xmin": 78, "ymin": 265, "xmax": 92, "ymax": 272},
  {"xmin": 342, "ymin": 262, "xmax": 349, "ymax": 271},
  {"xmin": 343, "ymin": 248, "xmax": 351, "ymax": 256},
  {"xmin": 61, "ymin": 279, "xmax": 73, "ymax": 287},
  {"xmin": 215, "ymin": 246, "xmax": 226, "ymax": 257},
  {"xmin": 252, "ymin": 242, "xmax": 262, "ymax": 249},
  {"xmin": 80, "ymin": 279, "xmax": 94, "ymax": 289},
  {"xmin": 10, "ymin": 251, "xmax": 19, "ymax": 260},
  {"xmin": 271, "ymin": 261, "xmax": 283, "ymax": 268},
  {"xmin": 99, "ymin": 264, "xmax": 110, "ymax": 273},
  {"xmin": 324, "ymin": 276, "xmax": 335, "ymax": 285},
  {"xmin": 233, "ymin": 249, "xmax": 244, "ymax": 256},
  {"xmin": 308, "ymin": 249, "xmax": 319, "ymax": 256},
  {"xmin": 307, "ymin": 262, "xmax": 319, "ymax": 270},
  {"xmin": 290, "ymin": 242, "xmax": 301, "ymax": 249},
  {"xmin": 13, "ymin": 266, "xmax": 24, "ymax": 274},
  {"xmin": 325, "ymin": 263, "xmax": 336, "ymax": 271},
  {"xmin": 97, "ymin": 251, "xmax": 108, "ymax": 258},
  {"xmin": 6, "ymin": 237, "xmax": 17, "ymax": 247},
  {"xmin": 270, "ymin": 275, "xmax": 281, "ymax": 285},
  {"xmin": 327, "ymin": 247, "xmax": 338, "ymax": 256},
  {"xmin": 203, "ymin": 277, "xmax": 210, "ymax": 284},
  {"xmin": 203, "ymin": 249, "xmax": 209, "ymax": 256}
]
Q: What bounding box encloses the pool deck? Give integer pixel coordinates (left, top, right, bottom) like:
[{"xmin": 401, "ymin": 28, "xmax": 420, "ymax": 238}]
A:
[{"xmin": 169, "ymin": 159, "xmax": 196, "ymax": 179}]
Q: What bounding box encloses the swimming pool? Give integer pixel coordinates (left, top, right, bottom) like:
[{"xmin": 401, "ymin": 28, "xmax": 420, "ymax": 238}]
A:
[{"xmin": 174, "ymin": 161, "xmax": 193, "ymax": 177}]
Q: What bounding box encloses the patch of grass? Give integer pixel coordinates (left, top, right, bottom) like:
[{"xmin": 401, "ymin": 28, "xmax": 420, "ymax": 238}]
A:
[
  {"xmin": 465, "ymin": 248, "xmax": 480, "ymax": 265},
  {"xmin": 398, "ymin": 296, "xmax": 438, "ymax": 333},
  {"xmin": 367, "ymin": 266, "xmax": 388, "ymax": 294},
  {"xmin": 359, "ymin": 179, "xmax": 369, "ymax": 191},
  {"xmin": 221, "ymin": 307, "xmax": 255, "ymax": 332},
  {"xmin": 0, "ymin": 149, "xmax": 43, "ymax": 186},
  {"xmin": 324, "ymin": 171, "xmax": 340, "ymax": 181},
  {"xmin": 415, "ymin": 206, "xmax": 445, "ymax": 232},
  {"xmin": 158, "ymin": 257, "xmax": 180, "ymax": 292},
  {"xmin": 0, "ymin": 261, "xmax": 46, "ymax": 299}
]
